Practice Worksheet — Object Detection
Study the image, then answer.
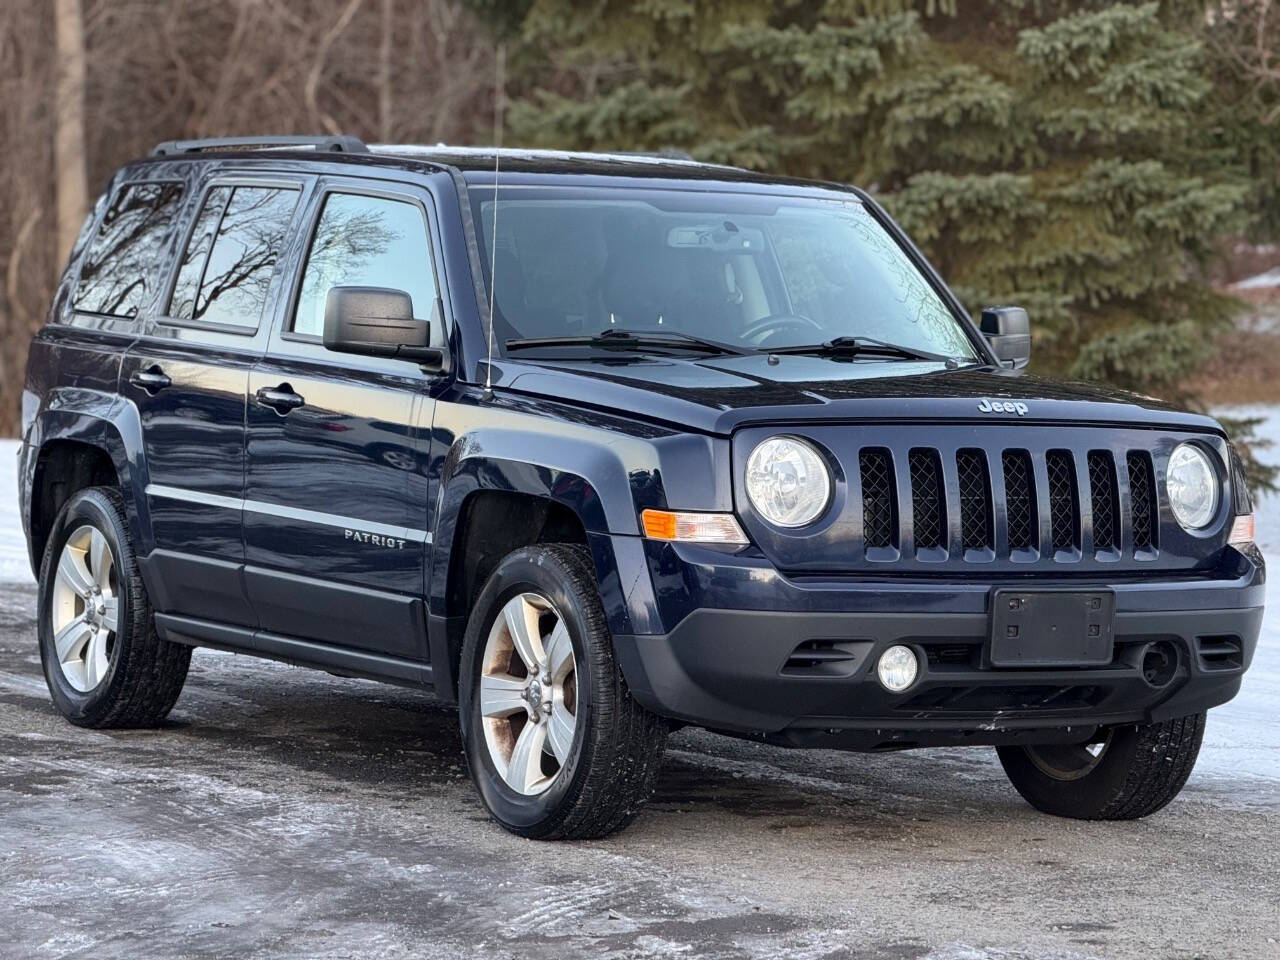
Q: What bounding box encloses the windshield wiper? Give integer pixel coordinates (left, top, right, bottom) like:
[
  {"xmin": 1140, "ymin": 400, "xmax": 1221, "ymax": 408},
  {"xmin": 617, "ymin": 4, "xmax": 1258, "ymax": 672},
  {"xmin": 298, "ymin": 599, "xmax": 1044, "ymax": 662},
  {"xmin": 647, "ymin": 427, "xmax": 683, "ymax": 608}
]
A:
[
  {"xmin": 766, "ymin": 336, "xmax": 959, "ymax": 364},
  {"xmin": 505, "ymin": 328, "xmax": 748, "ymax": 356}
]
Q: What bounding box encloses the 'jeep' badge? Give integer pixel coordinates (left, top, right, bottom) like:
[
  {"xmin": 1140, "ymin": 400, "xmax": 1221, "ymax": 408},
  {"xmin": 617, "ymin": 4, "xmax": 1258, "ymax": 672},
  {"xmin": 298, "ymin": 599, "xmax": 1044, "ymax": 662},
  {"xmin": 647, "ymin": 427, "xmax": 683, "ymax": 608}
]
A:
[{"xmin": 978, "ymin": 398, "xmax": 1028, "ymax": 416}]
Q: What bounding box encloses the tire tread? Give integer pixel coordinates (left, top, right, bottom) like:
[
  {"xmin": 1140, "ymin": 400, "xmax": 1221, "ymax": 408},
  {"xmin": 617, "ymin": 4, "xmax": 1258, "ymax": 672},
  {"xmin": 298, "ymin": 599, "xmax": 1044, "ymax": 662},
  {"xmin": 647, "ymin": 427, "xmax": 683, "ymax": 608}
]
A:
[
  {"xmin": 461, "ymin": 543, "xmax": 667, "ymax": 841},
  {"xmin": 510, "ymin": 544, "xmax": 666, "ymax": 840},
  {"xmin": 1104, "ymin": 712, "xmax": 1204, "ymax": 820},
  {"xmin": 998, "ymin": 712, "xmax": 1205, "ymax": 821}
]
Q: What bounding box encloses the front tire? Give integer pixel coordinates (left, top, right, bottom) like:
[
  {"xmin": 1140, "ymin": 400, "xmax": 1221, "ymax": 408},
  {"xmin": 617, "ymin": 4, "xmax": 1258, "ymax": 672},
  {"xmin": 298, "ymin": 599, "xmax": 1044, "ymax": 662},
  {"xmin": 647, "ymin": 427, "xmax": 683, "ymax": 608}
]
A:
[
  {"xmin": 459, "ymin": 544, "xmax": 667, "ymax": 840},
  {"xmin": 37, "ymin": 487, "xmax": 191, "ymax": 728},
  {"xmin": 997, "ymin": 713, "xmax": 1206, "ymax": 820}
]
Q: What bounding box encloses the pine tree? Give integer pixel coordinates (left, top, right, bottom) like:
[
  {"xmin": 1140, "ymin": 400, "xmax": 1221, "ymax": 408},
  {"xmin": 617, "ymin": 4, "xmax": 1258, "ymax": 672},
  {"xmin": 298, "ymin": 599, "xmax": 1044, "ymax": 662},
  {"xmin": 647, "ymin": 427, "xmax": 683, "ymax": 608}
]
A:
[{"xmin": 500, "ymin": 1, "xmax": 1272, "ymax": 484}]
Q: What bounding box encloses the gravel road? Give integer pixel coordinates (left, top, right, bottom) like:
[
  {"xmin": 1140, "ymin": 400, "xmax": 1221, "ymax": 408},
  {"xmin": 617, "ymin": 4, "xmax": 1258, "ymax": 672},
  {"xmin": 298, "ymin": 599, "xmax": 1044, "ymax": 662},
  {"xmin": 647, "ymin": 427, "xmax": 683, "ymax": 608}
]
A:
[{"xmin": 1, "ymin": 578, "xmax": 1277, "ymax": 960}]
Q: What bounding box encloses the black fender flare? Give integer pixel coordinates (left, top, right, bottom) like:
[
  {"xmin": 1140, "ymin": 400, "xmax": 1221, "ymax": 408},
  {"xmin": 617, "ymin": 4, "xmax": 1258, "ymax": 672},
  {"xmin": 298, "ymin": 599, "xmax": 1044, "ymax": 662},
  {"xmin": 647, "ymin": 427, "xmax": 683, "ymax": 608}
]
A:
[{"xmin": 23, "ymin": 391, "xmax": 150, "ymax": 571}]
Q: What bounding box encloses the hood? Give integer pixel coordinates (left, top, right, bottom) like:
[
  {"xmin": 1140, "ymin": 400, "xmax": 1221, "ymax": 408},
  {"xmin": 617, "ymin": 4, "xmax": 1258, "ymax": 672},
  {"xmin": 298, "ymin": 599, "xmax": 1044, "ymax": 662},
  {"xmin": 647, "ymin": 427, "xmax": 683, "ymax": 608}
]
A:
[{"xmin": 489, "ymin": 353, "xmax": 1223, "ymax": 436}]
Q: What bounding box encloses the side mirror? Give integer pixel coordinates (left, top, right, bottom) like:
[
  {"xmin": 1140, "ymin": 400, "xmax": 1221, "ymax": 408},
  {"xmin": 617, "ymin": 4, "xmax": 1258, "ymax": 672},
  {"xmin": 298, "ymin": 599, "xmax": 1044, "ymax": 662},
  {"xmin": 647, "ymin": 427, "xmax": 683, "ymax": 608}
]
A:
[
  {"xmin": 980, "ymin": 306, "xmax": 1031, "ymax": 370},
  {"xmin": 323, "ymin": 285, "xmax": 443, "ymax": 368}
]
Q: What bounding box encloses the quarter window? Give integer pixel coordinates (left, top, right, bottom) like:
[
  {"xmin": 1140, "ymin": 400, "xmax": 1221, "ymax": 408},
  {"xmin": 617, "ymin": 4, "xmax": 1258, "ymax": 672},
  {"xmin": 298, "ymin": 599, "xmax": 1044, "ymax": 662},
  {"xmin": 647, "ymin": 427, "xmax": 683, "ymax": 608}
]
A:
[
  {"xmin": 169, "ymin": 185, "xmax": 299, "ymax": 327},
  {"xmin": 74, "ymin": 182, "xmax": 184, "ymax": 318},
  {"xmin": 292, "ymin": 193, "xmax": 437, "ymax": 338},
  {"xmin": 169, "ymin": 187, "xmax": 231, "ymax": 320}
]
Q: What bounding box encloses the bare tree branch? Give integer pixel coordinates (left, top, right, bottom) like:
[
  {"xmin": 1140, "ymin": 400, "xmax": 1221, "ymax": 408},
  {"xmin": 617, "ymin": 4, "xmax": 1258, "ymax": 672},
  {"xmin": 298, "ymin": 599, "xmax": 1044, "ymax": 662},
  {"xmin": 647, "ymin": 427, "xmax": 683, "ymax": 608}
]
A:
[{"xmin": 306, "ymin": 0, "xmax": 366, "ymax": 136}]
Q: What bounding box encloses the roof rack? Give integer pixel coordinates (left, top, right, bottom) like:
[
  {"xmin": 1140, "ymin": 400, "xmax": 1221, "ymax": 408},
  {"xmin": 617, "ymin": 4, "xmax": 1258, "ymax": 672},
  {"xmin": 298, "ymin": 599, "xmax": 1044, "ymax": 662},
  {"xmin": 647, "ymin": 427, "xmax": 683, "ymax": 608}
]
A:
[
  {"xmin": 151, "ymin": 135, "xmax": 369, "ymax": 157},
  {"xmin": 618, "ymin": 149, "xmax": 696, "ymax": 162}
]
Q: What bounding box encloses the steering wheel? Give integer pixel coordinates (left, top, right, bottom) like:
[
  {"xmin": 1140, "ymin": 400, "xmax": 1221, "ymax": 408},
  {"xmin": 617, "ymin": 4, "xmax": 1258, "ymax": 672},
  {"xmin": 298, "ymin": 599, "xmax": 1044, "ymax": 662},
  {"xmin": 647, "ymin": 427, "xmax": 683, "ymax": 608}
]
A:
[{"xmin": 741, "ymin": 313, "xmax": 823, "ymax": 346}]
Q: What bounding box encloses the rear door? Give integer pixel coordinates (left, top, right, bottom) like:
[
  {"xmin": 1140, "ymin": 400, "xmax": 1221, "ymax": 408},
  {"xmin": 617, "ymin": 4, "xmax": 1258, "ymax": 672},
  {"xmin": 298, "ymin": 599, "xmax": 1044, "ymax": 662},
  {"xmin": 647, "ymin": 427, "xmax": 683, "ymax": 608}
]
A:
[
  {"xmin": 120, "ymin": 172, "xmax": 308, "ymax": 625},
  {"xmin": 242, "ymin": 179, "xmax": 444, "ymax": 666}
]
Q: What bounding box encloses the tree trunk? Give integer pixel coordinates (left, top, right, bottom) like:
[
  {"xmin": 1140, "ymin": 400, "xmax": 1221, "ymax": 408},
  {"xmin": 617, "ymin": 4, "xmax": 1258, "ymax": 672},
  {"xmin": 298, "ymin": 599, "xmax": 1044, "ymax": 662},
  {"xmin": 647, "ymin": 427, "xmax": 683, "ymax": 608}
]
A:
[
  {"xmin": 53, "ymin": 0, "xmax": 88, "ymax": 264},
  {"xmin": 379, "ymin": 0, "xmax": 394, "ymax": 141}
]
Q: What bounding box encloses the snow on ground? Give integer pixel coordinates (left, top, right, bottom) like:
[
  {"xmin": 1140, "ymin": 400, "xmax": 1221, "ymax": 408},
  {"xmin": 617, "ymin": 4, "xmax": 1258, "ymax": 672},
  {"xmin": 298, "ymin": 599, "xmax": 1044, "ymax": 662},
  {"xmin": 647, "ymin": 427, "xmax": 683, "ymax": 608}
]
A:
[
  {"xmin": 0, "ymin": 440, "xmax": 30, "ymax": 583},
  {"xmin": 1230, "ymin": 267, "xmax": 1280, "ymax": 291},
  {"xmin": 2, "ymin": 427, "xmax": 1277, "ymax": 787},
  {"xmin": 1195, "ymin": 406, "xmax": 1280, "ymax": 784}
]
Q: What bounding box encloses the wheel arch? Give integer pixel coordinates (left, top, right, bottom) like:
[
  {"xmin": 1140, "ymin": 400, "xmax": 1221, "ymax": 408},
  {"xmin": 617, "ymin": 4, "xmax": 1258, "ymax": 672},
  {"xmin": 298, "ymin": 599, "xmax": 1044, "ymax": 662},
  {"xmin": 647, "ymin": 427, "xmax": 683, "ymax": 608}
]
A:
[
  {"xmin": 23, "ymin": 397, "xmax": 147, "ymax": 577},
  {"xmin": 443, "ymin": 490, "xmax": 590, "ymax": 618},
  {"xmin": 428, "ymin": 434, "xmax": 649, "ymax": 702}
]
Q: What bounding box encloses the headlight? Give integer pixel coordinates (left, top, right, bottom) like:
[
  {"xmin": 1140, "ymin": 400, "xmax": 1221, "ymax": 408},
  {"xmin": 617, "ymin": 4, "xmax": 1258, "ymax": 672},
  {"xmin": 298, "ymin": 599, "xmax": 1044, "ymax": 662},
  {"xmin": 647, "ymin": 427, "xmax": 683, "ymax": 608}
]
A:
[
  {"xmin": 1167, "ymin": 443, "xmax": 1219, "ymax": 531},
  {"xmin": 745, "ymin": 436, "xmax": 832, "ymax": 527}
]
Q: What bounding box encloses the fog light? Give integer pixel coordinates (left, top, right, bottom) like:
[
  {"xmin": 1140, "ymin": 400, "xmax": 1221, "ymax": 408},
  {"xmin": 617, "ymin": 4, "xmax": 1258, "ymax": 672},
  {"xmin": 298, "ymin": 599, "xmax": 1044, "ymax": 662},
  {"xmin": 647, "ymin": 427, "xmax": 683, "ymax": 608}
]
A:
[{"xmin": 877, "ymin": 645, "xmax": 919, "ymax": 693}]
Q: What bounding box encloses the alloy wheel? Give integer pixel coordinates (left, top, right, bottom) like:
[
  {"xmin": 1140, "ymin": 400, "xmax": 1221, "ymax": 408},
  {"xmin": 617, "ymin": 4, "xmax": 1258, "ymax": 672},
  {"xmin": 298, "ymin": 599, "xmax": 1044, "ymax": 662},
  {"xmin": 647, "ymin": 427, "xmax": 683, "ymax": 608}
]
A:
[
  {"xmin": 478, "ymin": 592, "xmax": 579, "ymax": 795},
  {"xmin": 50, "ymin": 525, "xmax": 119, "ymax": 693}
]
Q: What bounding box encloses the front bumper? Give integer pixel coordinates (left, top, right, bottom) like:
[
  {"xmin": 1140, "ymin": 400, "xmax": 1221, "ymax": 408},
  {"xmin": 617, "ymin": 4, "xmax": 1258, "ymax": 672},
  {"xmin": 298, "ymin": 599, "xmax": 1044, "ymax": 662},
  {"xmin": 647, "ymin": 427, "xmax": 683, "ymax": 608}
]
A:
[{"xmin": 607, "ymin": 539, "xmax": 1264, "ymax": 751}]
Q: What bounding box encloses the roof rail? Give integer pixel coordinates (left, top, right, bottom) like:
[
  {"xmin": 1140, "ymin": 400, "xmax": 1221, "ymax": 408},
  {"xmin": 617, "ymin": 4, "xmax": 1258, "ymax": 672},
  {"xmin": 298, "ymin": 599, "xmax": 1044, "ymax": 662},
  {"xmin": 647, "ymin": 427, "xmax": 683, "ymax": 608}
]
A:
[
  {"xmin": 151, "ymin": 135, "xmax": 369, "ymax": 157},
  {"xmin": 619, "ymin": 148, "xmax": 696, "ymax": 162}
]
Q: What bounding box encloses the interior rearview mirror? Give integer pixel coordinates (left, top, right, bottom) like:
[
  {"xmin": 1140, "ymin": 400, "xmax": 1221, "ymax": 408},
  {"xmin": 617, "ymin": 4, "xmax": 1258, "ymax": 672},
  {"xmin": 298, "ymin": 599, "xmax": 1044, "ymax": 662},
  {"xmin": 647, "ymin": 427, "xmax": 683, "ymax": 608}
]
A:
[
  {"xmin": 323, "ymin": 285, "xmax": 444, "ymax": 369},
  {"xmin": 980, "ymin": 306, "xmax": 1031, "ymax": 370}
]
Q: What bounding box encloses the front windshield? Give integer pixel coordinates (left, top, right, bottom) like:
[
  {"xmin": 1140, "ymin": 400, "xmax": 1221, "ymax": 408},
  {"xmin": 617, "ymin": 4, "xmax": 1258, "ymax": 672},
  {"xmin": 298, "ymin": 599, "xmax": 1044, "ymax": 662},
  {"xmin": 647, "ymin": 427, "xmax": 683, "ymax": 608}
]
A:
[{"xmin": 473, "ymin": 185, "xmax": 978, "ymax": 360}]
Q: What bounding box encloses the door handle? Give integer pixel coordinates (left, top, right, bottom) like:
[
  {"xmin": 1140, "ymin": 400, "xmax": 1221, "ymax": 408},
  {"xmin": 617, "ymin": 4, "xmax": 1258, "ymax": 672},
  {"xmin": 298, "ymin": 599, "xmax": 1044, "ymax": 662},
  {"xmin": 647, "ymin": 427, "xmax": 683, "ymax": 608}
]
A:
[
  {"xmin": 129, "ymin": 366, "xmax": 171, "ymax": 394},
  {"xmin": 255, "ymin": 383, "xmax": 305, "ymax": 414}
]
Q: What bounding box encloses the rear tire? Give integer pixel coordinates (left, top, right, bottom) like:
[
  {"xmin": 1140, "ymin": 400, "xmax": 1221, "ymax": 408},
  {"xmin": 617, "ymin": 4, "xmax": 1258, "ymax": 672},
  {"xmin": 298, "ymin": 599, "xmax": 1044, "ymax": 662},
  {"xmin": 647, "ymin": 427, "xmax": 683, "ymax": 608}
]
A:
[
  {"xmin": 37, "ymin": 487, "xmax": 191, "ymax": 728},
  {"xmin": 459, "ymin": 544, "xmax": 667, "ymax": 840},
  {"xmin": 997, "ymin": 713, "xmax": 1205, "ymax": 820}
]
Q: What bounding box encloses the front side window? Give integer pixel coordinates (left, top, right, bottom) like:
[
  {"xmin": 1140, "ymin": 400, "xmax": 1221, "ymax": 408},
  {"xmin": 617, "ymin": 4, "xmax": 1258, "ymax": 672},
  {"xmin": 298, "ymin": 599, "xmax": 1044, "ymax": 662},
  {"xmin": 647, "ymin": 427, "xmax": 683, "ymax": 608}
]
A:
[
  {"xmin": 473, "ymin": 186, "xmax": 977, "ymax": 360},
  {"xmin": 169, "ymin": 185, "xmax": 299, "ymax": 327},
  {"xmin": 74, "ymin": 182, "xmax": 185, "ymax": 318},
  {"xmin": 292, "ymin": 193, "xmax": 437, "ymax": 338}
]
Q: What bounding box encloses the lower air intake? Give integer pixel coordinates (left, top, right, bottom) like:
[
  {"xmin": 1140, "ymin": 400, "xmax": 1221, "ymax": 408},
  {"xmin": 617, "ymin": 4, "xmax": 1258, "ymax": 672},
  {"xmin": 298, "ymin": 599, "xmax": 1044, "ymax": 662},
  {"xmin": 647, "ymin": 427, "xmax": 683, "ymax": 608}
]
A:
[
  {"xmin": 781, "ymin": 639, "xmax": 871, "ymax": 678},
  {"xmin": 1196, "ymin": 636, "xmax": 1243, "ymax": 672}
]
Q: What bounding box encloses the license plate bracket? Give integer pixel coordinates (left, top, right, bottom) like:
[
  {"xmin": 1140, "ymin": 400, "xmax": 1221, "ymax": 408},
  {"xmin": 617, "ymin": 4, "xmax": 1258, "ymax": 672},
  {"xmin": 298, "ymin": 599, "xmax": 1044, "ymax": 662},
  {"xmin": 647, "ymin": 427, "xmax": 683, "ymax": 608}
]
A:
[{"xmin": 989, "ymin": 588, "xmax": 1116, "ymax": 667}]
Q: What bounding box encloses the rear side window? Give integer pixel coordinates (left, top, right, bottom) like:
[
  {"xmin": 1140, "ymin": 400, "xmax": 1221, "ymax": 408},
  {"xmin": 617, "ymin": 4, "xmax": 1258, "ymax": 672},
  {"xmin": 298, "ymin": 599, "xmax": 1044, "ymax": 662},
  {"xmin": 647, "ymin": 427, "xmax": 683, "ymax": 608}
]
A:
[
  {"xmin": 74, "ymin": 182, "xmax": 184, "ymax": 318},
  {"xmin": 169, "ymin": 185, "xmax": 299, "ymax": 328},
  {"xmin": 291, "ymin": 193, "xmax": 437, "ymax": 338}
]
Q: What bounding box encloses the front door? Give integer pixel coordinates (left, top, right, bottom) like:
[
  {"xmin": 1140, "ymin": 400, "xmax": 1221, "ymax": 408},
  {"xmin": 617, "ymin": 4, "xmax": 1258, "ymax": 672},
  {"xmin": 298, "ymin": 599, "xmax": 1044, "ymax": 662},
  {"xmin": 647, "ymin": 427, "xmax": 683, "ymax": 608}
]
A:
[{"xmin": 242, "ymin": 182, "xmax": 445, "ymax": 664}]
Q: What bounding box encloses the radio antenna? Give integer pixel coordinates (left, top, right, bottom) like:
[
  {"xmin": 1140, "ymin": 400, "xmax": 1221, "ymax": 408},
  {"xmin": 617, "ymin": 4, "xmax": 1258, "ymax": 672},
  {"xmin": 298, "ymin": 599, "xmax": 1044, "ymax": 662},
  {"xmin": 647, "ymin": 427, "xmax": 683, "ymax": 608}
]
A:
[{"xmin": 483, "ymin": 42, "xmax": 506, "ymax": 400}]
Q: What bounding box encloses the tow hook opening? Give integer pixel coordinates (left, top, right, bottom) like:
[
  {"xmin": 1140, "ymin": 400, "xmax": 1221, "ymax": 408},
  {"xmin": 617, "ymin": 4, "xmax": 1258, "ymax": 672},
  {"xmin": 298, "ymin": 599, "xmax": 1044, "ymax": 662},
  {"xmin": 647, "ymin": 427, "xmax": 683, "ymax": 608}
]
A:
[{"xmin": 1140, "ymin": 640, "xmax": 1179, "ymax": 689}]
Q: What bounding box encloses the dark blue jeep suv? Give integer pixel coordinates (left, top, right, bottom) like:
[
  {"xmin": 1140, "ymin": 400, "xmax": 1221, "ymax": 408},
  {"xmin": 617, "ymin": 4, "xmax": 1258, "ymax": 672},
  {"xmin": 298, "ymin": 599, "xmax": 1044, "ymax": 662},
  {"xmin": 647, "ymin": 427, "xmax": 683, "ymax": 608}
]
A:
[{"xmin": 20, "ymin": 136, "xmax": 1263, "ymax": 839}]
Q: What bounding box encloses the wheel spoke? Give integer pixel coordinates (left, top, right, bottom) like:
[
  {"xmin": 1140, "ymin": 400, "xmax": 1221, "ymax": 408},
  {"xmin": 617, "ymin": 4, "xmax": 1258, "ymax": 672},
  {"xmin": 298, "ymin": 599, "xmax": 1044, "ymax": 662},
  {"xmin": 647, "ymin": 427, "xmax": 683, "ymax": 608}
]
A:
[
  {"xmin": 88, "ymin": 530, "xmax": 112, "ymax": 590},
  {"xmin": 505, "ymin": 719, "xmax": 548, "ymax": 793},
  {"xmin": 544, "ymin": 621, "xmax": 573, "ymax": 680},
  {"xmin": 84, "ymin": 629, "xmax": 110, "ymax": 688},
  {"xmin": 53, "ymin": 615, "xmax": 93, "ymax": 662},
  {"xmin": 546, "ymin": 704, "xmax": 576, "ymax": 764},
  {"xmin": 56, "ymin": 548, "xmax": 93, "ymax": 597},
  {"xmin": 503, "ymin": 596, "xmax": 544, "ymax": 672},
  {"xmin": 100, "ymin": 597, "xmax": 118, "ymax": 634},
  {"xmin": 480, "ymin": 673, "xmax": 527, "ymax": 718}
]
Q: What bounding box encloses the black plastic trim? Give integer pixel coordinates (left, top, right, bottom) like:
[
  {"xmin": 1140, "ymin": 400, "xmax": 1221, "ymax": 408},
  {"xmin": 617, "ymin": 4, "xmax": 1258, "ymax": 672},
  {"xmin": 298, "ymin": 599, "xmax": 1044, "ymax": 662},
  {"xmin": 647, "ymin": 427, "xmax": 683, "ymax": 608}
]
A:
[
  {"xmin": 612, "ymin": 602, "xmax": 1263, "ymax": 743},
  {"xmin": 155, "ymin": 613, "xmax": 431, "ymax": 688}
]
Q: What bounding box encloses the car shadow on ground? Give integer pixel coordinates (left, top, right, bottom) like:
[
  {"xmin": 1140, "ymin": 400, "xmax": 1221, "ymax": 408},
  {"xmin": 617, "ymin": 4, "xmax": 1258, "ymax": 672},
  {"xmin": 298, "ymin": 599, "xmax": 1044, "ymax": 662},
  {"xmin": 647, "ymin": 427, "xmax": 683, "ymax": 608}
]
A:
[{"xmin": 152, "ymin": 651, "xmax": 1026, "ymax": 835}]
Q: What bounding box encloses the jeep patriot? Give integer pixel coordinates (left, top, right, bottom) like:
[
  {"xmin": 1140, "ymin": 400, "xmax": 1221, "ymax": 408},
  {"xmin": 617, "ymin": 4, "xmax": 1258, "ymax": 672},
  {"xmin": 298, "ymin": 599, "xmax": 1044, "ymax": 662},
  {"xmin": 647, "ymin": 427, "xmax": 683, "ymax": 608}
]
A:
[{"xmin": 20, "ymin": 136, "xmax": 1263, "ymax": 838}]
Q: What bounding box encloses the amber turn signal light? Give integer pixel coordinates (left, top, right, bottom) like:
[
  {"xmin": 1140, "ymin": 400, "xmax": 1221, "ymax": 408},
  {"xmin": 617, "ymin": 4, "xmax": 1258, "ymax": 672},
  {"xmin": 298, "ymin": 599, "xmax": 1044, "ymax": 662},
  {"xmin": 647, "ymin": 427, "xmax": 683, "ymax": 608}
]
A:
[{"xmin": 640, "ymin": 509, "xmax": 748, "ymax": 545}]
